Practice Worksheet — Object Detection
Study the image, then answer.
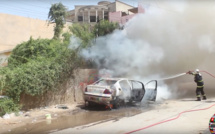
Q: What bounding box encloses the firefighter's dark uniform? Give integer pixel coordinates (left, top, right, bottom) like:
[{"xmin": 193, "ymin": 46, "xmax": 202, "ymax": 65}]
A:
[{"xmin": 191, "ymin": 72, "xmax": 206, "ymax": 101}]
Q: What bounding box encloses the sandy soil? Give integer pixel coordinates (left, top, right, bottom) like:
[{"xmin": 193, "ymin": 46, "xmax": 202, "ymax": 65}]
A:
[
  {"xmin": 0, "ymin": 104, "xmax": 79, "ymax": 134},
  {"xmin": 53, "ymin": 98, "xmax": 215, "ymax": 134}
]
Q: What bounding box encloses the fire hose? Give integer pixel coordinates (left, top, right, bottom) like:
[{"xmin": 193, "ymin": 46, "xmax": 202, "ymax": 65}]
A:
[
  {"xmin": 200, "ymin": 70, "xmax": 215, "ymax": 79},
  {"xmin": 125, "ymin": 103, "xmax": 215, "ymax": 134},
  {"xmin": 124, "ymin": 70, "xmax": 215, "ymax": 134}
]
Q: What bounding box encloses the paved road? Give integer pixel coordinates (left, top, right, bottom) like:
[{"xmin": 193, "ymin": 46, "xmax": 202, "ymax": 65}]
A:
[{"xmin": 52, "ymin": 99, "xmax": 215, "ymax": 134}]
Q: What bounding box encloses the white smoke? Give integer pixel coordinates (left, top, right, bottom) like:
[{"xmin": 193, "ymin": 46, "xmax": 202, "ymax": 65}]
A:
[
  {"xmin": 69, "ymin": 36, "xmax": 81, "ymax": 50},
  {"xmin": 157, "ymin": 84, "xmax": 171, "ymax": 101},
  {"xmin": 79, "ymin": 0, "xmax": 215, "ymax": 100},
  {"xmin": 81, "ymin": 30, "xmax": 164, "ymax": 77},
  {"xmin": 198, "ymin": 35, "xmax": 215, "ymax": 53}
]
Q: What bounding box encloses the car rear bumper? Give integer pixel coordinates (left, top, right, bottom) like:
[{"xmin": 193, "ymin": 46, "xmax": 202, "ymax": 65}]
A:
[{"xmin": 84, "ymin": 93, "xmax": 112, "ymax": 105}]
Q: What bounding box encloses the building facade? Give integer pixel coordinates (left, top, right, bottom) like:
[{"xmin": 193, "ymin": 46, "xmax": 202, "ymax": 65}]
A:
[
  {"xmin": 66, "ymin": 0, "xmax": 136, "ymax": 24},
  {"xmin": 109, "ymin": 4, "xmax": 145, "ymax": 25}
]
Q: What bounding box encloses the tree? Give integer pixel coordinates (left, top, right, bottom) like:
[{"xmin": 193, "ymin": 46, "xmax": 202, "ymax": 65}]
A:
[
  {"xmin": 48, "ymin": 2, "xmax": 67, "ymax": 40},
  {"xmin": 93, "ymin": 20, "xmax": 119, "ymax": 37},
  {"xmin": 69, "ymin": 24, "xmax": 95, "ymax": 48},
  {"xmin": 70, "ymin": 20, "xmax": 119, "ymax": 49}
]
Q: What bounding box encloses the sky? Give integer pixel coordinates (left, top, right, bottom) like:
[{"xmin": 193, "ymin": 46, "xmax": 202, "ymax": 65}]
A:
[{"xmin": 0, "ymin": 0, "xmax": 139, "ymax": 20}]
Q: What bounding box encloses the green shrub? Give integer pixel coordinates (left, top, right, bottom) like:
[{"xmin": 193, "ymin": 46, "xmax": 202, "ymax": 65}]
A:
[
  {"xmin": 0, "ymin": 37, "xmax": 77, "ymax": 103},
  {"xmin": 3, "ymin": 58, "xmax": 60, "ymax": 102},
  {"xmin": 0, "ymin": 98, "xmax": 20, "ymax": 116},
  {"xmin": 93, "ymin": 20, "xmax": 119, "ymax": 36},
  {"xmin": 8, "ymin": 37, "xmax": 64, "ymax": 67}
]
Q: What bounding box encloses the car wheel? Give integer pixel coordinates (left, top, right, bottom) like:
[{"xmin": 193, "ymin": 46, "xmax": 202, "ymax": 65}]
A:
[
  {"xmin": 113, "ymin": 97, "xmax": 120, "ymax": 109},
  {"xmin": 85, "ymin": 101, "xmax": 94, "ymax": 107}
]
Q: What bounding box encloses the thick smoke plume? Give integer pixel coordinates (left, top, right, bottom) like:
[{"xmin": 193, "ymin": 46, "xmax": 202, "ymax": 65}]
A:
[{"xmin": 80, "ymin": 0, "xmax": 215, "ymax": 99}]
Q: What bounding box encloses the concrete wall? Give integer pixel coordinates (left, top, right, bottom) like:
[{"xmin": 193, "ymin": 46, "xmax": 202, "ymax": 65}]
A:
[
  {"xmin": 121, "ymin": 14, "xmax": 136, "ymax": 24},
  {"xmin": 109, "ymin": 11, "xmax": 136, "ymax": 25},
  {"xmin": 20, "ymin": 69, "xmax": 98, "ymax": 110},
  {"xmin": 0, "ymin": 13, "xmax": 55, "ymax": 52},
  {"xmin": 109, "ymin": 11, "xmax": 122, "ymax": 23},
  {"xmin": 0, "ymin": 13, "xmax": 71, "ymax": 66}
]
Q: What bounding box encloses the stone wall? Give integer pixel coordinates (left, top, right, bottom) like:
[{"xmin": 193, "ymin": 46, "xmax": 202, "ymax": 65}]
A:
[{"xmin": 20, "ymin": 69, "xmax": 98, "ymax": 110}]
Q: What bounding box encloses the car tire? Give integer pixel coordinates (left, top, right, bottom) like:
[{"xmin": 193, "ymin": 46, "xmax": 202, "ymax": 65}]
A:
[
  {"xmin": 113, "ymin": 97, "xmax": 120, "ymax": 109},
  {"xmin": 85, "ymin": 101, "xmax": 95, "ymax": 107}
]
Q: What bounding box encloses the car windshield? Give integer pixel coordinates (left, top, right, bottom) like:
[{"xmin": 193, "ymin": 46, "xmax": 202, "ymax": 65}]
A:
[{"xmin": 94, "ymin": 79, "xmax": 117, "ymax": 86}]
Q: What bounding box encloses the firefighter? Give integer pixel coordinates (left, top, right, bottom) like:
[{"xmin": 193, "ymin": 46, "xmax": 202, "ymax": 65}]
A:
[{"xmin": 187, "ymin": 69, "xmax": 206, "ymax": 101}]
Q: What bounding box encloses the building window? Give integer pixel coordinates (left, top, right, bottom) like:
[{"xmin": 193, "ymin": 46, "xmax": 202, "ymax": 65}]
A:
[
  {"xmin": 78, "ymin": 16, "xmax": 83, "ymax": 21},
  {"xmin": 104, "ymin": 16, "xmax": 108, "ymax": 20},
  {"xmin": 104, "ymin": 11, "xmax": 108, "ymax": 20},
  {"xmin": 90, "ymin": 16, "xmax": 96, "ymax": 22},
  {"xmin": 104, "ymin": 11, "xmax": 108, "ymax": 16}
]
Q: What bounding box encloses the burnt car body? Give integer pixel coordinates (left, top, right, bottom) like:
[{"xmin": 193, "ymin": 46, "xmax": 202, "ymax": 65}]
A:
[{"xmin": 84, "ymin": 78, "xmax": 157, "ymax": 109}]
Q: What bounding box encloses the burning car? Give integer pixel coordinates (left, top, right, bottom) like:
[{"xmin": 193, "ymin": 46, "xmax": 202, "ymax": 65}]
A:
[{"xmin": 84, "ymin": 78, "xmax": 157, "ymax": 109}]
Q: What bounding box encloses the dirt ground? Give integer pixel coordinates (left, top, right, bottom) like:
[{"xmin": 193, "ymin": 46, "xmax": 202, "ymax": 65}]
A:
[{"xmin": 0, "ymin": 103, "xmax": 79, "ymax": 134}]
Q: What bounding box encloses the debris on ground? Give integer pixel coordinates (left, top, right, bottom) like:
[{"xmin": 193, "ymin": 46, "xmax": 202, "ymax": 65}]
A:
[
  {"xmin": 24, "ymin": 112, "xmax": 31, "ymax": 117},
  {"xmin": 18, "ymin": 111, "xmax": 23, "ymax": 116},
  {"xmin": 3, "ymin": 113, "xmax": 16, "ymax": 119},
  {"xmin": 45, "ymin": 114, "xmax": 52, "ymax": 119},
  {"xmin": 3, "ymin": 113, "xmax": 11, "ymax": 119},
  {"xmin": 55, "ymin": 104, "xmax": 69, "ymax": 109},
  {"xmin": 31, "ymin": 118, "xmax": 37, "ymax": 123},
  {"xmin": 0, "ymin": 104, "xmax": 77, "ymax": 134}
]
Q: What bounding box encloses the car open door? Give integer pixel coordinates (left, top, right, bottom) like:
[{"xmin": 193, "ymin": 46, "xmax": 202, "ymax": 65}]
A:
[
  {"xmin": 144, "ymin": 80, "xmax": 157, "ymax": 101},
  {"xmin": 130, "ymin": 80, "xmax": 145, "ymax": 102}
]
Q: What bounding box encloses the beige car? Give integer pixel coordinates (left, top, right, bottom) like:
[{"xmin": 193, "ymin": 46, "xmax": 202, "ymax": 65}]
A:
[{"xmin": 84, "ymin": 78, "xmax": 157, "ymax": 109}]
